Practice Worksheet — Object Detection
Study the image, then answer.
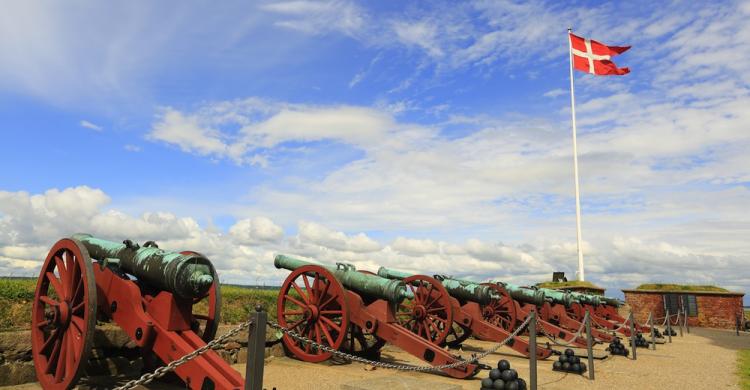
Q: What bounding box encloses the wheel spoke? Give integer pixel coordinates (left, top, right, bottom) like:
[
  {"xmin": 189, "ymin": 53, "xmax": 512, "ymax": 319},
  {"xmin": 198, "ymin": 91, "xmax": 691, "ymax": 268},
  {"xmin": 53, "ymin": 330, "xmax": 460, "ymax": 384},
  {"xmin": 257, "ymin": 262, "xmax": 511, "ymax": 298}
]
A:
[
  {"xmin": 319, "ymin": 316, "xmax": 341, "ymax": 332},
  {"xmin": 40, "ymin": 295, "xmax": 60, "ymax": 307},
  {"xmin": 46, "ymin": 272, "xmax": 66, "ymax": 301},
  {"xmin": 282, "ymin": 309, "xmax": 304, "ymax": 316},
  {"xmin": 319, "ymin": 310, "xmax": 342, "ymax": 315},
  {"xmin": 54, "ymin": 256, "xmax": 70, "ymax": 296},
  {"xmin": 319, "ymin": 322, "xmax": 335, "ymax": 345},
  {"xmin": 290, "ymin": 282, "xmax": 311, "ymax": 305},
  {"xmin": 71, "ymin": 316, "xmax": 85, "ymax": 335},
  {"xmin": 302, "ymin": 275, "xmax": 314, "ymax": 303},
  {"xmin": 71, "ymin": 301, "xmax": 84, "ymax": 315},
  {"xmin": 41, "ymin": 329, "xmax": 60, "ymax": 353},
  {"xmin": 64, "ymin": 250, "xmax": 77, "ymax": 294},
  {"xmin": 65, "ymin": 331, "xmax": 76, "ymax": 380},
  {"xmin": 36, "ymin": 320, "xmax": 51, "ymax": 329},
  {"xmin": 314, "ymin": 323, "xmax": 322, "ymax": 345},
  {"xmin": 285, "ymin": 294, "xmax": 307, "ymax": 309},
  {"xmin": 46, "ymin": 334, "xmax": 61, "ymax": 375},
  {"xmin": 311, "ymin": 274, "xmax": 321, "ymax": 304}
]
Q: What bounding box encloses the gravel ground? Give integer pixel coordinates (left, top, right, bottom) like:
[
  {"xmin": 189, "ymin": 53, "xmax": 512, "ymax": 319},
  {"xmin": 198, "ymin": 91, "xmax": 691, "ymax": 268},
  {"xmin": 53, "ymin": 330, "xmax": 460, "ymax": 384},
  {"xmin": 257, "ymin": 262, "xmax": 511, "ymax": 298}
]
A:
[{"xmin": 4, "ymin": 327, "xmax": 749, "ymax": 389}]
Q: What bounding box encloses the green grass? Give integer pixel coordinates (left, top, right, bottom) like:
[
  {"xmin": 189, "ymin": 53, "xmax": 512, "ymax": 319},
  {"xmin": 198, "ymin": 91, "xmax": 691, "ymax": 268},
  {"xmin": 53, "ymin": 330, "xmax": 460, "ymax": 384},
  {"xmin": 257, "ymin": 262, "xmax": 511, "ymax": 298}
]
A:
[
  {"xmin": 738, "ymin": 350, "xmax": 750, "ymax": 389},
  {"xmin": 0, "ymin": 277, "xmax": 279, "ymax": 331},
  {"xmin": 635, "ymin": 283, "xmax": 729, "ymax": 292},
  {"xmin": 536, "ymin": 280, "xmax": 601, "ymax": 289}
]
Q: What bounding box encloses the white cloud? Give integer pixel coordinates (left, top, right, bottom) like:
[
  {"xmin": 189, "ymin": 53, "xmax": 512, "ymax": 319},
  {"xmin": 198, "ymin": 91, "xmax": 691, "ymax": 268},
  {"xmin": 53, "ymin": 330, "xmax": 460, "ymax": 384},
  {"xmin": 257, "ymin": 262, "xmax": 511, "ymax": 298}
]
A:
[
  {"xmin": 124, "ymin": 144, "xmax": 142, "ymax": 152},
  {"xmin": 543, "ymin": 88, "xmax": 566, "ymax": 98},
  {"xmin": 229, "ymin": 217, "xmax": 284, "ymax": 244},
  {"xmin": 391, "ymin": 20, "xmax": 444, "ymax": 57},
  {"xmin": 391, "ymin": 237, "xmax": 439, "ymax": 255},
  {"xmin": 80, "ymin": 120, "xmax": 102, "ymax": 131},
  {"xmin": 296, "ymin": 221, "xmax": 381, "ymax": 253},
  {"xmin": 260, "ymin": 0, "xmax": 365, "ymax": 37}
]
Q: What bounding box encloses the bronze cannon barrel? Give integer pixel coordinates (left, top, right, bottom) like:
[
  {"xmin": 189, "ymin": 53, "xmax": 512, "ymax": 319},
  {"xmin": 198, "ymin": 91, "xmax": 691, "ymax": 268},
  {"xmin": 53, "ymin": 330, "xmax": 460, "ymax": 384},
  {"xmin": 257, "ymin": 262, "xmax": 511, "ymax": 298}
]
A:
[
  {"xmin": 71, "ymin": 233, "xmax": 214, "ymax": 299},
  {"xmin": 377, "ymin": 267, "xmax": 495, "ymax": 305},
  {"xmin": 275, "ymin": 255, "xmax": 411, "ymax": 303}
]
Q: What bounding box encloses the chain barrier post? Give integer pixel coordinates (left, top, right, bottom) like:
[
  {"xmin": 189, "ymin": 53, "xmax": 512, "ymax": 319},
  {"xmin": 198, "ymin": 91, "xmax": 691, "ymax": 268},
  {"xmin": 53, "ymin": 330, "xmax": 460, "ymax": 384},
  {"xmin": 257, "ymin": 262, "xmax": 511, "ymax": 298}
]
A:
[
  {"xmin": 685, "ymin": 309, "xmax": 690, "ymax": 334},
  {"xmin": 529, "ymin": 309, "xmax": 537, "ymax": 390},
  {"xmin": 585, "ymin": 310, "xmax": 594, "ymax": 380},
  {"xmin": 737, "ymin": 315, "xmax": 741, "ymax": 336},
  {"xmin": 678, "ymin": 310, "xmax": 683, "ymax": 337},
  {"xmin": 629, "ymin": 312, "xmax": 637, "ymax": 360},
  {"xmin": 245, "ymin": 305, "xmax": 267, "ymax": 390},
  {"xmin": 649, "ymin": 312, "xmax": 656, "ymax": 350},
  {"xmin": 666, "ymin": 309, "xmax": 672, "ymax": 343}
]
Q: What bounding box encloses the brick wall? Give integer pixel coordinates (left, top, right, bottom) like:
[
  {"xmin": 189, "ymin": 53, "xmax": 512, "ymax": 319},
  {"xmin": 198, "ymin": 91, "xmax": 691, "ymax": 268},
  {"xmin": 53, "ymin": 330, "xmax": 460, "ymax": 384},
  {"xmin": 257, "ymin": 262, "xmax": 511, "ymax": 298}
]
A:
[
  {"xmin": 624, "ymin": 292, "xmax": 664, "ymax": 325},
  {"xmin": 624, "ymin": 291, "xmax": 744, "ymax": 330}
]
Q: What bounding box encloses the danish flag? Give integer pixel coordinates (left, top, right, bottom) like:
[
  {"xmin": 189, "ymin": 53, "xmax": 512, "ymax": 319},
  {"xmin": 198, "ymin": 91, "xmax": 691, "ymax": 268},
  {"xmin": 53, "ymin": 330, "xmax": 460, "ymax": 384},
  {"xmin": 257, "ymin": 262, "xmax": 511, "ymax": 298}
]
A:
[{"xmin": 569, "ymin": 32, "xmax": 630, "ymax": 76}]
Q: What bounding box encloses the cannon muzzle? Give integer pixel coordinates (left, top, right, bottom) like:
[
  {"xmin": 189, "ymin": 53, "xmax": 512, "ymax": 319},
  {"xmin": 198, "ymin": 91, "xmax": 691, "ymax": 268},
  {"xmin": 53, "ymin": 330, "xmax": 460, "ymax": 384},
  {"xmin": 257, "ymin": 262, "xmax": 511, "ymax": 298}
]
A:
[
  {"xmin": 71, "ymin": 233, "xmax": 215, "ymax": 299},
  {"xmin": 493, "ymin": 282, "xmax": 548, "ymax": 307},
  {"xmin": 275, "ymin": 255, "xmax": 411, "ymax": 303}
]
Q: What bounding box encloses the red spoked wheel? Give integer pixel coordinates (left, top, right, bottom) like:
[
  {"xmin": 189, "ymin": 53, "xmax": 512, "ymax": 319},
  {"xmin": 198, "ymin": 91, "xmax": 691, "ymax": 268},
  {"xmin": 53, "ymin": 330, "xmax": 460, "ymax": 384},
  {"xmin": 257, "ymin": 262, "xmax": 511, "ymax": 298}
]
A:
[
  {"xmin": 182, "ymin": 251, "xmax": 221, "ymax": 342},
  {"xmin": 277, "ymin": 265, "xmax": 349, "ymax": 362},
  {"xmin": 480, "ymin": 283, "xmax": 517, "ymax": 332},
  {"xmin": 31, "ymin": 238, "xmax": 96, "ymax": 390},
  {"xmin": 396, "ymin": 275, "xmax": 453, "ymax": 346},
  {"xmin": 445, "ymin": 323, "xmax": 472, "ymax": 348}
]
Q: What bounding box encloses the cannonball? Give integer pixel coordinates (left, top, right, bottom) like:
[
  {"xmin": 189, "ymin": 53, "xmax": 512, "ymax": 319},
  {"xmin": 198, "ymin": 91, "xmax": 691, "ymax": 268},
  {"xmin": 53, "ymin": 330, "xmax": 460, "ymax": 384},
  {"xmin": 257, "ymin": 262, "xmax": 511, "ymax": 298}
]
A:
[
  {"xmin": 517, "ymin": 378, "xmax": 527, "ymax": 390},
  {"xmin": 503, "ymin": 380, "xmax": 519, "ymax": 390},
  {"xmin": 565, "ymin": 348, "xmax": 575, "ymax": 356},
  {"xmin": 553, "ymin": 361, "xmax": 562, "ymax": 370},
  {"xmin": 571, "ymin": 363, "xmax": 581, "ymax": 373},
  {"xmin": 562, "ymin": 362, "xmax": 571, "ymax": 371},
  {"xmin": 497, "ymin": 359, "xmax": 511, "ymax": 371},
  {"xmin": 579, "ymin": 362, "xmax": 586, "ymax": 372},
  {"xmin": 501, "ymin": 369, "xmax": 517, "ymax": 382},
  {"xmin": 489, "ymin": 368, "xmax": 502, "ymax": 380},
  {"xmin": 481, "ymin": 377, "xmax": 494, "ymax": 388},
  {"xmin": 572, "ymin": 356, "xmax": 580, "ymax": 364},
  {"xmin": 559, "ymin": 355, "xmax": 568, "ymax": 363},
  {"xmin": 492, "ymin": 379, "xmax": 505, "ymax": 389}
]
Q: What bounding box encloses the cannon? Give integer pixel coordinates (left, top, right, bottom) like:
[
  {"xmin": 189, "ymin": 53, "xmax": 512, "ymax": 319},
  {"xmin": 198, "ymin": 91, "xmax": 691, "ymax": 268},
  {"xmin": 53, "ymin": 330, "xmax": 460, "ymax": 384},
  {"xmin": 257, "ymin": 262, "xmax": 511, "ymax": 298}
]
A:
[
  {"xmin": 274, "ymin": 255, "xmax": 479, "ymax": 379},
  {"xmin": 480, "ymin": 282, "xmax": 593, "ymax": 346},
  {"xmin": 377, "ymin": 267, "xmax": 554, "ymax": 359},
  {"xmin": 30, "ymin": 234, "xmax": 244, "ymax": 390}
]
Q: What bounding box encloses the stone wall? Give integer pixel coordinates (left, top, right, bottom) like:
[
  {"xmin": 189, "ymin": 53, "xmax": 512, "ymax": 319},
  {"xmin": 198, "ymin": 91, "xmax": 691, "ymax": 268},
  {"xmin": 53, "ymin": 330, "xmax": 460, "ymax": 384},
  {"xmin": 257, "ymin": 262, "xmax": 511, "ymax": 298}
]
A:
[
  {"xmin": 0, "ymin": 323, "xmax": 284, "ymax": 386},
  {"xmin": 623, "ymin": 290, "xmax": 744, "ymax": 330}
]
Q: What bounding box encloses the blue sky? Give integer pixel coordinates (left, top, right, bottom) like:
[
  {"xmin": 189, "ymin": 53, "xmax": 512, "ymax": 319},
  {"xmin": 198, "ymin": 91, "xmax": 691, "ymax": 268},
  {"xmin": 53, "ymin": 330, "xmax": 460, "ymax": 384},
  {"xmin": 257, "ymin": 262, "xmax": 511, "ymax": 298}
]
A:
[{"xmin": 1, "ymin": 0, "xmax": 749, "ymax": 300}]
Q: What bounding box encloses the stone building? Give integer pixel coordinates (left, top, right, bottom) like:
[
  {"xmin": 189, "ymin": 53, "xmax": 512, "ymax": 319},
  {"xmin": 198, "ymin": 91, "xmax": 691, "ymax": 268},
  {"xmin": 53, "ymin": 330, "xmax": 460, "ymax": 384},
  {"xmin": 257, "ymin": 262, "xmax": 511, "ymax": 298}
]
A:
[{"xmin": 622, "ymin": 287, "xmax": 744, "ymax": 329}]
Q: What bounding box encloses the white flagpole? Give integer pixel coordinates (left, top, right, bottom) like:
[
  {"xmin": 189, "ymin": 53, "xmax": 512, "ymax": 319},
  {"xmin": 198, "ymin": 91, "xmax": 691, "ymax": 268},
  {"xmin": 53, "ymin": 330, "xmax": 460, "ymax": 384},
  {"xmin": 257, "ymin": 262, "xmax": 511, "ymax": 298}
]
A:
[{"xmin": 568, "ymin": 27, "xmax": 585, "ymax": 281}]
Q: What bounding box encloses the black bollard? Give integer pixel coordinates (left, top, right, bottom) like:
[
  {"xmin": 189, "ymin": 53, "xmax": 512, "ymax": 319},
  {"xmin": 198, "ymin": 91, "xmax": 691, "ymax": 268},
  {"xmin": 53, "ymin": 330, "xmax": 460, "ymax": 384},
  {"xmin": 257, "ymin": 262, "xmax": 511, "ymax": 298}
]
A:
[{"xmin": 246, "ymin": 305, "xmax": 267, "ymax": 390}]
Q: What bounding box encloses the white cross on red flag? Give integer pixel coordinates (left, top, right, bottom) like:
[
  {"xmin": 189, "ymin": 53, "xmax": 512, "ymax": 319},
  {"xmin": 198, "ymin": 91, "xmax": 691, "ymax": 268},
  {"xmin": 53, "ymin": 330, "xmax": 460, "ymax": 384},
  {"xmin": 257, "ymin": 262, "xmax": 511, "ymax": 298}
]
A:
[{"xmin": 569, "ymin": 32, "xmax": 630, "ymax": 76}]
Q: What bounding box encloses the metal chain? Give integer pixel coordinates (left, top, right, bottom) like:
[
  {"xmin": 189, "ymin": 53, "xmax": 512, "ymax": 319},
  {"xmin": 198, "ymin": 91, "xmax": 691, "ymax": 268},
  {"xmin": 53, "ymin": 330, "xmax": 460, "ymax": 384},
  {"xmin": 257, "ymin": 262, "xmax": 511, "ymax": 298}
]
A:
[
  {"xmin": 537, "ymin": 312, "xmax": 588, "ymax": 347},
  {"xmin": 113, "ymin": 320, "xmax": 253, "ymax": 390},
  {"xmin": 269, "ymin": 314, "xmax": 533, "ymax": 372}
]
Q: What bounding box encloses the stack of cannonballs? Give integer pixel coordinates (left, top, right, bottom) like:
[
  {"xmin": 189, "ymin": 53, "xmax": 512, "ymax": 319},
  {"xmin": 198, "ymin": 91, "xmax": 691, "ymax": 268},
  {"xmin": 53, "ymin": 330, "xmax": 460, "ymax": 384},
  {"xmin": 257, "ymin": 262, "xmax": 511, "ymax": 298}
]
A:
[
  {"xmin": 663, "ymin": 327, "xmax": 677, "ymax": 336},
  {"xmin": 607, "ymin": 338, "xmax": 629, "ymax": 356},
  {"xmin": 552, "ymin": 349, "xmax": 586, "ymax": 374},
  {"xmin": 480, "ymin": 359, "xmax": 527, "ymax": 390},
  {"xmin": 652, "ymin": 328, "xmax": 663, "ymax": 338},
  {"xmin": 634, "ymin": 333, "xmax": 650, "ymax": 348}
]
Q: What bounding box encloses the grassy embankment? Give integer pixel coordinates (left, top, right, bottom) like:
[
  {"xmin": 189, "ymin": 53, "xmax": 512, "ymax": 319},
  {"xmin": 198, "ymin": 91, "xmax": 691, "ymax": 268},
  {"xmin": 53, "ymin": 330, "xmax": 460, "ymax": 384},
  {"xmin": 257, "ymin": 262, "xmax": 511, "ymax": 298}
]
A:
[
  {"xmin": 738, "ymin": 350, "xmax": 750, "ymax": 390},
  {"xmin": 635, "ymin": 283, "xmax": 729, "ymax": 292},
  {"xmin": 536, "ymin": 280, "xmax": 601, "ymax": 289},
  {"xmin": 0, "ymin": 277, "xmax": 279, "ymax": 331}
]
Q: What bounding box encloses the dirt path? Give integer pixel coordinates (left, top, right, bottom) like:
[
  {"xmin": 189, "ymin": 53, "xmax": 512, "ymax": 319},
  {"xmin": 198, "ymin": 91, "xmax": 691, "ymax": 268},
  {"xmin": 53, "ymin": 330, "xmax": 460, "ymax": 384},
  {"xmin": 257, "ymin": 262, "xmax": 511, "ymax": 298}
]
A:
[{"xmin": 5, "ymin": 328, "xmax": 749, "ymax": 389}]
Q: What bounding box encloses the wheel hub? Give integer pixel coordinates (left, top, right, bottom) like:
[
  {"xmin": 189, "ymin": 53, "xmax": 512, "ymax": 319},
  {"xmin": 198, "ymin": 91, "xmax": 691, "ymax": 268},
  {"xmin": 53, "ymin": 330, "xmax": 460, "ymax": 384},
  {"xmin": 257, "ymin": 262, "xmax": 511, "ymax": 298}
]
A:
[
  {"xmin": 57, "ymin": 301, "xmax": 72, "ymax": 329},
  {"xmin": 305, "ymin": 305, "xmax": 320, "ymax": 321},
  {"xmin": 413, "ymin": 305, "xmax": 426, "ymax": 320}
]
